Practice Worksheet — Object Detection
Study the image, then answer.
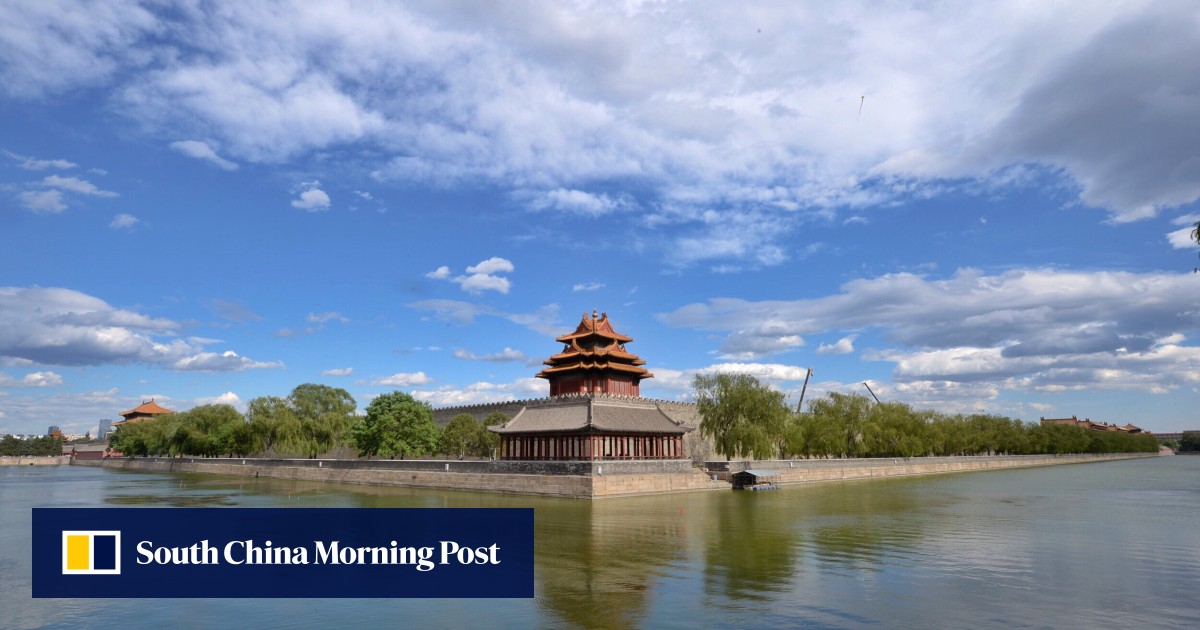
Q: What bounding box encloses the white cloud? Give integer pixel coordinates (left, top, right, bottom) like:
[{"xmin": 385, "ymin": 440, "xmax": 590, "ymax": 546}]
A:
[
  {"xmin": 18, "ymin": 190, "xmax": 66, "ymax": 213},
  {"xmin": 41, "ymin": 175, "xmax": 117, "ymax": 197},
  {"xmin": 454, "ymin": 273, "xmax": 511, "ymax": 295},
  {"xmin": 0, "ymin": 371, "xmax": 63, "ymax": 388},
  {"xmin": 453, "ymin": 347, "xmax": 529, "ymax": 363},
  {"xmin": 307, "ymin": 311, "xmax": 348, "ymax": 325},
  {"xmin": 817, "ymin": 335, "xmax": 857, "ymax": 355},
  {"xmin": 5, "ymin": 151, "xmax": 77, "ymax": 170},
  {"xmin": 1168, "ymin": 216, "xmax": 1199, "ymax": 250},
  {"xmin": 413, "ymin": 378, "xmax": 545, "ymax": 407},
  {"xmin": 169, "ymin": 140, "xmax": 239, "ymax": 170},
  {"xmin": 371, "ymin": 372, "xmax": 433, "ymax": 387},
  {"xmin": 663, "ymin": 267, "xmax": 1200, "ymax": 397},
  {"xmin": 322, "ymin": 367, "xmax": 354, "ymax": 377},
  {"xmin": 193, "ymin": 391, "xmax": 242, "ymax": 408},
  {"xmin": 428, "ymin": 257, "xmax": 516, "ymax": 295},
  {"xmin": 524, "ymin": 188, "xmax": 628, "ymax": 216},
  {"xmin": 0, "ymin": 286, "xmax": 279, "ymax": 371},
  {"xmin": 573, "ymin": 282, "xmax": 605, "ymax": 292},
  {"xmin": 109, "ymin": 213, "xmax": 140, "ymax": 229},
  {"xmin": 5, "ymin": 2, "xmax": 1197, "ymax": 266},
  {"xmin": 465, "ymin": 257, "xmax": 514, "ymax": 275},
  {"xmin": 22, "ymin": 371, "xmax": 62, "ymax": 387},
  {"xmin": 172, "ymin": 350, "xmax": 282, "ymax": 372},
  {"xmin": 291, "ymin": 181, "xmax": 331, "ymax": 211}
]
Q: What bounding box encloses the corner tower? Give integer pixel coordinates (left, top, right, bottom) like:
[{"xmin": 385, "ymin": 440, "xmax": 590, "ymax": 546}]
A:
[{"xmin": 536, "ymin": 310, "xmax": 653, "ymax": 396}]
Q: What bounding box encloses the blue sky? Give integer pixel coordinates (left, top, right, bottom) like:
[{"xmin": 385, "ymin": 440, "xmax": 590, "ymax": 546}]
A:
[{"xmin": 2, "ymin": 1, "xmax": 1198, "ymax": 436}]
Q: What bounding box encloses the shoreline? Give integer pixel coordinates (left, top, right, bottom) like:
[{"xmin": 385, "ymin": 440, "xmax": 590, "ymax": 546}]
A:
[{"xmin": 71, "ymin": 452, "xmax": 1162, "ymax": 498}]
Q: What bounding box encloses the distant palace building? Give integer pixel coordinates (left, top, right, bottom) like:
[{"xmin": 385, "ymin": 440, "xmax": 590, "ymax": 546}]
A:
[
  {"xmin": 435, "ymin": 311, "xmax": 699, "ymax": 462},
  {"xmin": 114, "ymin": 399, "xmax": 175, "ymax": 427},
  {"xmin": 1039, "ymin": 416, "xmax": 1151, "ymax": 435}
]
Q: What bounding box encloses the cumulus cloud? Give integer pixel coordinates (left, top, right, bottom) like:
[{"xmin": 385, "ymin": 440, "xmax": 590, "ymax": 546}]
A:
[
  {"xmin": 41, "ymin": 175, "xmax": 117, "ymax": 197},
  {"xmin": 662, "ymin": 267, "xmax": 1200, "ymax": 397},
  {"xmin": 453, "ymin": 347, "xmax": 529, "ymax": 363},
  {"xmin": 4, "ymin": 2, "xmax": 1197, "ymax": 265},
  {"xmin": 22, "ymin": 371, "xmax": 63, "ymax": 387},
  {"xmin": 524, "ymin": 188, "xmax": 629, "ymax": 216},
  {"xmin": 322, "ymin": 367, "xmax": 354, "ymax": 377},
  {"xmin": 193, "ymin": 391, "xmax": 242, "ymax": 408},
  {"xmin": 291, "ymin": 181, "xmax": 331, "ymax": 211},
  {"xmin": 371, "ymin": 372, "xmax": 433, "ymax": 387},
  {"xmin": 0, "ymin": 286, "xmax": 280, "ymax": 371},
  {"xmin": 172, "ymin": 350, "xmax": 282, "ymax": 372},
  {"xmin": 426, "ymin": 257, "xmax": 516, "ymax": 295},
  {"xmin": 109, "ymin": 213, "xmax": 140, "ymax": 229},
  {"xmin": 818, "ymin": 335, "xmax": 857, "ymax": 355},
  {"xmin": 169, "ymin": 140, "xmax": 239, "ymax": 170},
  {"xmin": 0, "ymin": 371, "xmax": 64, "ymax": 388},
  {"xmin": 18, "ymin": 189, "xmax": 66, "ymax": 213},
  {"xmin": 413, "ymin": 378, "xmax": 545, "ymax": 407}
]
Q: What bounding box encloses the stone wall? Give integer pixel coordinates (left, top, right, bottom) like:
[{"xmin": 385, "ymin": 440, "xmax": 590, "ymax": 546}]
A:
[
  {"xmin": 73, "ymin": 457, "xmax": 724, "ymax": 499},
  {"xmin": 0, "ymin": 456, "xmax": 70, "ymax": 466},
  {"xmin": 73, "ymin": 452, "xmax": 1159, "ymax": 499},
  {"xmin": 704, "ymin": 453, "xmax": 1159, "ymax": 484}
]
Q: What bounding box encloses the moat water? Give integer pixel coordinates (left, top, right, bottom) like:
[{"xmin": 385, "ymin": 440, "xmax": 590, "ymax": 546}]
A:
[{"xmin": 2, "ymin": 456, "xmax": 1197, "ymax": 629}]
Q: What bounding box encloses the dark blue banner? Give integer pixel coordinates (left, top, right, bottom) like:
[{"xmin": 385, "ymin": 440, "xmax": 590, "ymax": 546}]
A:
[{"xmin": 34, "ymin": 508, "xmax": 534, "ymax": 598}]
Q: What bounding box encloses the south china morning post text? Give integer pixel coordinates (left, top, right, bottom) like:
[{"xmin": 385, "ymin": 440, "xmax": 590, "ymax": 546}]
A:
[
  {"xmin": 33, "ymin": 507, "xmax": 534, "ymax": 598},
  {"xmin": 134, "ymin": 538, "xmax": 501, "ymax": 571}
]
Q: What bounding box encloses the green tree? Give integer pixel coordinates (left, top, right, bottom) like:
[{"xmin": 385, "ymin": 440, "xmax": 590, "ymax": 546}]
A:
[
  {"xmin": 245, "ymin": 396, "xmax": 297, "ymax": 454},
  {"xmin": 1180, "ymin": 432, "xmax": 1200, "ymax": 452},
  {"xmin": 349, "ymin": 391, "xmax": 441, "ymax": 459},
  {"xmin": 441, "ymin": 414, "xmax": 480, "ymax": 459},
  {"xmin": 694, "ymin": 373, "xmax": 789, "ymax": 460},
  {"xmin": 478, "ymin": 411, "xmax": 508, "ymax": 459},
  {"xmin": 286, "ymin": 384, "xmax": 357, "ymax": 458}
]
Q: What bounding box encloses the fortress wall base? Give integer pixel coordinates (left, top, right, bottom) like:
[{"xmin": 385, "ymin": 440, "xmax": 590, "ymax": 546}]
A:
[
  {"xmin": 712, "ymin": 453, "xmax": 1159, "ymax": 486},
  {"xmin": 73, "ymin": 452, "xmax": 1158, "ymax": 498},
  {"xmin": 0, "ymin": 456, "xmax": 71, "ymax": 466}
]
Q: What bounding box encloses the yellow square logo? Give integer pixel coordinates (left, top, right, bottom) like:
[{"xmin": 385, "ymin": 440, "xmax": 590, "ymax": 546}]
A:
[{"xmin": 61, "ymin": 531, "xmax": 121, "ymax": 575}]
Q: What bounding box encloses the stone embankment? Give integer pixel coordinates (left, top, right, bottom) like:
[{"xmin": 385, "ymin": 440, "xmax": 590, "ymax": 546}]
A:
[
  {"xmin": 72, "ymin": 457, "xmax": 726, "ymax": 499},
  {"xmin": 0, "ymin": 456, "xmax": 70, "ymax": 467},
  {"xmin": 706, "ymin": 453, "xmax": 1160, "ymax": 485},
  {"xmin": 73, "ymin": 452, "xmax": 1160, "ymax": 498}
]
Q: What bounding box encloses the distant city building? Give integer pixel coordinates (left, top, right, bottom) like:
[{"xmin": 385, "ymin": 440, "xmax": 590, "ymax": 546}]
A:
[
  {"xmin": 97, "ymin": 418, "xmax": 113, "ymax": 440},
  {"xmin": 1039, "ymin": 416, "xmax": 1151, "ymax": 435},
  {"xmin": 114, "ymin": 399, "xmax": 175, "ymax": 427},
  {"xmin": 47, "ymin": 425, "xmax": 62, "ymax": 438}
]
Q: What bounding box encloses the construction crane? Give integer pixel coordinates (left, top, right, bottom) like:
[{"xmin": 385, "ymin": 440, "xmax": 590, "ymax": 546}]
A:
[
  {"xmin": 795, "ymin": 368, "xmax": 814, "ymax": 413},
  {"xmin": 862, "ymin": 382, "xmax": 881, "ymax": 404}
]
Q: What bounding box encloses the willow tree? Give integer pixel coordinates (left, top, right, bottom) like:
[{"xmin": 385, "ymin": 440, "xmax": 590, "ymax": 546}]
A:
[{"xmin": 694, "ymin": 373, "xmax": 789, "ymax": 460}]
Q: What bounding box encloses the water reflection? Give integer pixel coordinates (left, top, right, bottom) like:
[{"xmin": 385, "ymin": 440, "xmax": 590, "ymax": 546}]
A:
[
  {"xmin": 3, "ymin": 459, "xmax": 1199, "ymax": 630},
  {"xmin": 535, "ymin": 498, "xmax": 689, "ymax": 629}
]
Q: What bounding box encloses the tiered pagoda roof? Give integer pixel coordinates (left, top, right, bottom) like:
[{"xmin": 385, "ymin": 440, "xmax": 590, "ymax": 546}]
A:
[
  {"xmin": 115, "ymin": 399, "xmax": 175, "ymax": 425},
  {"xmin": 536, "ymin": 310, "xmax": 653, "ymax": 385}
]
